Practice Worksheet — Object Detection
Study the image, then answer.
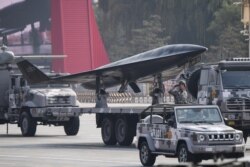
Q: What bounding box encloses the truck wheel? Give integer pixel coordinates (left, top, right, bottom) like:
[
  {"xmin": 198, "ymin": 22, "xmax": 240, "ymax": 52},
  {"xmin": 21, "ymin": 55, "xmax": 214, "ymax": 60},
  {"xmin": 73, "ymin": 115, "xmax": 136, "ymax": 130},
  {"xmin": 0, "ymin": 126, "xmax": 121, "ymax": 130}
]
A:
[
  {"xmin": 64, "ymin": 117, "xmax": 80, "ymax": 136},
  {"xmin": 177, "ymin": 143, "xmax": 194, "ymax": 163},
  {"xmin": 101, "ymin": 117, "xmax": 116, "ymax": 145},
  {"xmin": 115, "ymin": 117, "xmax": 134, "ymax": 146},
  {"xmin": 20, "ymin": 112, "xmax": 37, "ymax": 137},
  {"xmin": 139, "ymin": 141, "xmax": 156, "ymax": 166}
]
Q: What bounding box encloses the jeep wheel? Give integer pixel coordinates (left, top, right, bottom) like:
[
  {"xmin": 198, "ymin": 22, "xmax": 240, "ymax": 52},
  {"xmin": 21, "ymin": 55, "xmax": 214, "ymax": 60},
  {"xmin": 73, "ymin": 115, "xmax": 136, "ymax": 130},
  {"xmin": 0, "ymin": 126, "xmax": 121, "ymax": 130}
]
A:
[
  {"xmin": 115, "ymin": 118, "xmax": 134, "ymax": 146},
  {"xmin": 20, "ymin": 112, "xmax": 37, "ymax": 137},
  {"xmin": 178, "ymin": 143, "xmax": 193, "ymax": 163},
  {"xmin": 101, "ymin": 117, "xmax": 116, "ymax": 145},
  {"xmin": 64, "ymin": 117, "xmax": 80, "ymax": 136},
  {"xmin": 139, "ymin": 141, "xmax": 156, "ymax": 166}
]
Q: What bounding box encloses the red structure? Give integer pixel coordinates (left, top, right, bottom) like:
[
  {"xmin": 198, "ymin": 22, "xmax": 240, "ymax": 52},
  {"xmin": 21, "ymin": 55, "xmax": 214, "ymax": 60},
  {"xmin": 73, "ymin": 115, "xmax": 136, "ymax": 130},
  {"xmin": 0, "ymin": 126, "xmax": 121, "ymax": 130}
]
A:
[{"xmin": 51, "ymin": 0, "xmax": 109, "ymax": 73}]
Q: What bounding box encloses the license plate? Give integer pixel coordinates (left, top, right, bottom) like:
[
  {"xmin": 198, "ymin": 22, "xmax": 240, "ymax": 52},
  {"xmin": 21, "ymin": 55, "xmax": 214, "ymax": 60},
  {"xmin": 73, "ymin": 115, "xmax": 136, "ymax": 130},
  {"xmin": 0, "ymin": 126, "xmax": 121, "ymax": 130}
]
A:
[{"xmin": 205, "ymin": 147, "xmax": 213, "ymax": 152}]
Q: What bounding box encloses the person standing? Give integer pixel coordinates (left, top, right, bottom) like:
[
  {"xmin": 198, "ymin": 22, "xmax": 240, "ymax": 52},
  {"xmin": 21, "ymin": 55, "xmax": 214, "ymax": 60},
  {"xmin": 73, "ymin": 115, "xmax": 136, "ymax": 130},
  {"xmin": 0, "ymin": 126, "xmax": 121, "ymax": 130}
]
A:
[{"xmin": 168, "ymin": 80, "xmax": 188, "ymax": 104}]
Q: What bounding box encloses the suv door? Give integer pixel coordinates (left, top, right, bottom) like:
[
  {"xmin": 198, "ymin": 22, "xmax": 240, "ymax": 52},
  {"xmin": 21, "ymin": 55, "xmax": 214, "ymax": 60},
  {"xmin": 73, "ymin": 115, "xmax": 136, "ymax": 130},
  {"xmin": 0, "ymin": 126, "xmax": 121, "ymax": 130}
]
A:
[{"xmin": 151, "ymin": 110, "xmax": 176, "ymax": 153}]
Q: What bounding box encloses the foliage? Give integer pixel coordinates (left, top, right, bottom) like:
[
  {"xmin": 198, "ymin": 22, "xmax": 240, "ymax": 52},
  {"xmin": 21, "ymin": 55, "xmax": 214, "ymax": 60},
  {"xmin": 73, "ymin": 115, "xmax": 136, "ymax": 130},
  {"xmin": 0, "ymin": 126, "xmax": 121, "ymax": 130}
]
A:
[
  {"xmin": 107, "ymin": 15, "xmax": 170, "ymax": 61},
  {"xmin": 95, "ymin": 0, "xmax": 247, "ymax": 62},
  {"xmin": 205, "ymin": 0, "xmax": 248, "ymax": 62},
  {"xmin": 129, "ymin": 15, "xmax": 170, "ymax": 56}
]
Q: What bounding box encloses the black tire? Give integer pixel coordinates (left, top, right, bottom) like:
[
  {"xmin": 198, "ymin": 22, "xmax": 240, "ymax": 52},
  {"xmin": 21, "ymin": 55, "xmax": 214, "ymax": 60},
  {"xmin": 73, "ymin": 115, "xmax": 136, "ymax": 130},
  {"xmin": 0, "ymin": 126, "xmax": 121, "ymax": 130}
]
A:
[
  {"xmin": 64, "ymin": 117, "xmax": 80, "ymax": 136},
  {"xmin": 115, "ymin": 117, "xmax": 134, "ymax": 146},
  {"xmin": 139, "ymin": 141, "xmax": 156, "ymax": 166},
  {"xmin": 177, "ymin": 143, "xmax": 194, "ymax": 163},
  {"xmin": 101, "ymin": 117, "xmax": 117, "ymax": 145},
  {"xmin": 20, "ymin": 112, "xmax": 37, "ymax": 137}
]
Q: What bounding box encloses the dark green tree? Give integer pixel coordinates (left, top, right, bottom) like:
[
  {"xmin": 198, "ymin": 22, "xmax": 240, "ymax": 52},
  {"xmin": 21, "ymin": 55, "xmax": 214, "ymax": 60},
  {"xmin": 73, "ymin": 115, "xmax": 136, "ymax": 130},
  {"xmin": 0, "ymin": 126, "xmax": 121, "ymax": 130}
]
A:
[
  {"xmin": 108, "ymin": 15, "xmax": 170, "ymax": 61},
  {"xmin": 96, "ymin": 0, "xmax": 245, "ymax": 62},
  {"xmin": 129, "ymin": 15, "xmax": 170, "ymax": 55}
]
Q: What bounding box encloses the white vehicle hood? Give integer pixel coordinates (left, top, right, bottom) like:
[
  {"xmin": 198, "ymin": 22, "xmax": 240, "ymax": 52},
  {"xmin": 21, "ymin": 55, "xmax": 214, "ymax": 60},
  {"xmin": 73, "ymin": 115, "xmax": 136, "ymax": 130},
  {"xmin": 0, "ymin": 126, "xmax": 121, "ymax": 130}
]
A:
[{"xmin": 180, "ymin": 124, "xmax": 235, "ymax": 133}]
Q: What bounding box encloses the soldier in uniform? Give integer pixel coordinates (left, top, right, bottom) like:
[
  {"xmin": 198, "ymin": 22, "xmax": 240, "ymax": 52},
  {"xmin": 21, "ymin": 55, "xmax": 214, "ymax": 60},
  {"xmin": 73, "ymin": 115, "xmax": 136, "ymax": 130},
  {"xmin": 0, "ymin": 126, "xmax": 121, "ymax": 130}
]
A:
[{"xmin": 168, "ymin": 80, "xmax": 188, "ymax": 104}]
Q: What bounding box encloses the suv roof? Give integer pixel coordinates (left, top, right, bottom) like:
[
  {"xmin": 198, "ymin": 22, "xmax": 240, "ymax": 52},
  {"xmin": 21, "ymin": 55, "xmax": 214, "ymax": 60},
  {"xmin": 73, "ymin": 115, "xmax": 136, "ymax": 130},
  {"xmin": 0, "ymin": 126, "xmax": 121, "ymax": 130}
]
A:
[
  {"xmin": 144, "ymin": 103, "xmax": 218, "ymax": 109},
  {"xmin": 141, "ymin": 103, "xmax": 219, "ymax": 118}
]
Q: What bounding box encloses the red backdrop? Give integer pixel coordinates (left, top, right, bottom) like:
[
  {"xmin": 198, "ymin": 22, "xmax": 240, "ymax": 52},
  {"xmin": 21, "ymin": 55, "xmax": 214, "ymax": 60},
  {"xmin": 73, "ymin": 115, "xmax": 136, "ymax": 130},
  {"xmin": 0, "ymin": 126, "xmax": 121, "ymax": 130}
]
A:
[{"xmin": 51, "ymin": 0, "xmax": 109, "ymax": 73}]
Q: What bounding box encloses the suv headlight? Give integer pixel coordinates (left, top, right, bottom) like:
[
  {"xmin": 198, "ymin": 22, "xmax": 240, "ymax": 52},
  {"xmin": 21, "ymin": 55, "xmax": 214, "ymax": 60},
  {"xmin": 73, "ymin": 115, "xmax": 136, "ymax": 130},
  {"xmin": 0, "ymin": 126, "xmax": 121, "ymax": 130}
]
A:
[
  {"xmin": 235, "ymin": 133, "xmax": 241, "ymax": 141},
  {"xmin": 235, "ymin": 133, "xmax": 244, "ymax": 143},
  {"xmin": 199, "ymin": 134, "xmax": 205, "ymax": 142},
  {"xmin": 193, "ymin": 133, "xmax": 206, "ymax": 144},
  {"xmin": 198, "ymin": 134, "xmax": 206, "ymax": 143}
]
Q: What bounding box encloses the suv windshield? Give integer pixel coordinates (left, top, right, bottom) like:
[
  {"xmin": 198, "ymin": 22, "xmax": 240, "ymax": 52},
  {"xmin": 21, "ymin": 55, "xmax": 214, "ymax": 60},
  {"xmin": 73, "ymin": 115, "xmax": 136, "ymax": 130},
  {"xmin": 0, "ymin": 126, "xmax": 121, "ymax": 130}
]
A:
[
  {"xmin": 176, "ymin": 108, "xmax": 222, "ymax": 124},
  {"xmin": 221, "ymin": 71, "xmax": 250, "ymax": 89}
]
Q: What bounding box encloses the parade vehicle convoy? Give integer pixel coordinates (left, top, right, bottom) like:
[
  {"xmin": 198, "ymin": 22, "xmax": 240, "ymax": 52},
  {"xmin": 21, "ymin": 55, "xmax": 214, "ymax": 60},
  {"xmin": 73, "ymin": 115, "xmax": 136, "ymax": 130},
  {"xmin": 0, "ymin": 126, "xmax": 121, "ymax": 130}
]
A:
[
  {"xmin": 88, "ymin": 57, "xmax": 250, "ymax": 146},
  {"xmin": 0, "ymin": 47, "xmax": 147, "ymax": 142},
  {"xmin": 0, "ymin": 68, "xmax": 82, "ymax": 136},
  {"xmin": 16, "ymin": 44, "xmax": 207, "ymax": 146},
  {"xmin": 15, "ymin": 45, "xmax": 250, "ymax": 147},
  {"xmin": 185, "ymin": 58, "xmax": 250, "ymax": 141},
  {"xmin": 136, "ymin": 104, "xmax": 245, "ymax": 166}
]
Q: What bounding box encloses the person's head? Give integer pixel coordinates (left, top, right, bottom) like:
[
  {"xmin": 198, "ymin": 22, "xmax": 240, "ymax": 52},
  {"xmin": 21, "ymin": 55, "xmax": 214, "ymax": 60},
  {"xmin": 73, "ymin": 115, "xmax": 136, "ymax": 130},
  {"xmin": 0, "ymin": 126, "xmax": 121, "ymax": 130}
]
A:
[{"xmin": 179, "ymin": 80, "xmax": 186, "ymax": 91}]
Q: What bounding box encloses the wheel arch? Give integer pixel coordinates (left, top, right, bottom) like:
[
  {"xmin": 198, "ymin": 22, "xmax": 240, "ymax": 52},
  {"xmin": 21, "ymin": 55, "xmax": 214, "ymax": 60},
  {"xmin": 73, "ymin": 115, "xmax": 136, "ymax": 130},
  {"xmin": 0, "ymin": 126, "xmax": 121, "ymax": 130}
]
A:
[
  {"xmin": 96, "ymin": 114, "xmax": 117, "ymax": 128},
  {"xmin": 96, "ymin": 113, "xmax": 139, "ymax": 128},
  {"xmin": 138, "ymin": 135, "xmax": 155, "ymax": 152},
  {"xmin": 176, "ymin": 140, "xmax": 188, "ymax": 155},
  {"xmin": 138, "ymin": 137, "xmax": 147, "ymax": 149},
  {"xmin": 18, "ymin": 107, "xmax": 31, "ymax": 126}
]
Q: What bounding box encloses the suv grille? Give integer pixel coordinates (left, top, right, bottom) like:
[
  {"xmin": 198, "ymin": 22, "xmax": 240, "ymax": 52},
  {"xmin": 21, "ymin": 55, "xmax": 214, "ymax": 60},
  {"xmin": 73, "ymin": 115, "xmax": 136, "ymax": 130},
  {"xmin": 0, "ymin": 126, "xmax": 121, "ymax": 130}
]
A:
[
  {"xmin": 208, "ymin": 133, "xmax": 234, "ymax": 141},
  {"xmin": 227, "ymin": 98, "xmax": 250, "ymax": 111},
  {"xmin": 48, "ymin": 96, "xmax": 71, "ymax": 105}
]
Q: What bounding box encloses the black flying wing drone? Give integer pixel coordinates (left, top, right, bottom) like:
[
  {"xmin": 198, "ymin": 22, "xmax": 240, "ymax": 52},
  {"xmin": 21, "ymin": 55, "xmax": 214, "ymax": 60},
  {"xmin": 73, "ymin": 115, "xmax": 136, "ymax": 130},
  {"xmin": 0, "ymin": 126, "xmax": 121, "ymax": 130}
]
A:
[{"xmin": 17, "ymin": 44, "xmax": 207, "ymax": 106}]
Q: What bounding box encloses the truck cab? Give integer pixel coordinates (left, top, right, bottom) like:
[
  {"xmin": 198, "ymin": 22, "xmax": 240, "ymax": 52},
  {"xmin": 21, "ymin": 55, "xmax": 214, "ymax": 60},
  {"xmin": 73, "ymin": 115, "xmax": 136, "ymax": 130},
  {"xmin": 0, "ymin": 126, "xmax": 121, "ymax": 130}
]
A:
[
  {"xmin": 0, "ymin": 69, "xmax": 82, "ymax": 137},
  {"xmin": 187, "ymin": 58, "xmax": 250, "ymax": 141}
]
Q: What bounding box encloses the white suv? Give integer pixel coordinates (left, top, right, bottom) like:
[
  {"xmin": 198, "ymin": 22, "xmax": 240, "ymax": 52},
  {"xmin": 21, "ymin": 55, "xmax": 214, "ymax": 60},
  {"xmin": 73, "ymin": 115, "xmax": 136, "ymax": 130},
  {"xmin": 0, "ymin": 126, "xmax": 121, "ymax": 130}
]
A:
[{"xmin": 136, "ymin": 104, "xmax": 245, "ymax": 166}]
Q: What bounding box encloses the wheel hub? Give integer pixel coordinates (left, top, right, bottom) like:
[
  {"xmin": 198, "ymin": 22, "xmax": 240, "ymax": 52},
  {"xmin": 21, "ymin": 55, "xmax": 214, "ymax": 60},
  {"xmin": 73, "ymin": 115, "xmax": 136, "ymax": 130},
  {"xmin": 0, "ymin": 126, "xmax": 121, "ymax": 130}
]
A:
[
  {"xmin": 116, "ymin": 119, "xmax": 126, "ymax": 142},
  {"xmin": 22, "ymin": 118, "xmax": 28, "ymax": 134},
  {"xmin": 140, "ymin": 145, "xmax": 148, "ymax": 163},
  {"xmin": 179, "ymin": 147, "xmax": 187, "ymax": 162},
  {"xmin": 103, "ymin": 121, "xmax": 111, "ymax": 141}
]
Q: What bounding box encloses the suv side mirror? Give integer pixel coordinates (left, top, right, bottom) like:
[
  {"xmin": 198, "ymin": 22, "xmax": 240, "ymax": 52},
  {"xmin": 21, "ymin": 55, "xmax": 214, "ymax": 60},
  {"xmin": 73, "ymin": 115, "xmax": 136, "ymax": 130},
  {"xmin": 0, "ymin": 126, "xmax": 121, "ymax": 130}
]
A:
[{"xmin": 224, "ymin": 117, "xmax": 229, "ymax": 125}]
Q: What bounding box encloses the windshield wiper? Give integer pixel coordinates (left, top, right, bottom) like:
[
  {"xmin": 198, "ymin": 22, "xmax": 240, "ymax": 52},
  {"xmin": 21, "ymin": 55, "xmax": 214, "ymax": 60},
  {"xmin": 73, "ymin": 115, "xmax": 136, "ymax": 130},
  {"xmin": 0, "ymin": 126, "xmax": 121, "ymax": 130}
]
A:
[
  {"xmin": 194, "ymin": 121, "xmax": 213, "ymax": 125},
  {"xmin": 179, "ymin": 121, "xmax": 193, "ymax": 123}
]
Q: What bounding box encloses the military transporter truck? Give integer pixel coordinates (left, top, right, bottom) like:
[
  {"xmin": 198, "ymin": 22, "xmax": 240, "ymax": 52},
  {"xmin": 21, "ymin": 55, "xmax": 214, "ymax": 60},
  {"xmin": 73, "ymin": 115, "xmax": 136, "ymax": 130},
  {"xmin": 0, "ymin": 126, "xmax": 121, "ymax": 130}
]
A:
[
  {"xmin": 0, "ymin": 68, "xmax": 82, "ymax": 136},
  {"xmin": 185, "ymin": 58, "xmax": 250, "ymax": 141}
]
